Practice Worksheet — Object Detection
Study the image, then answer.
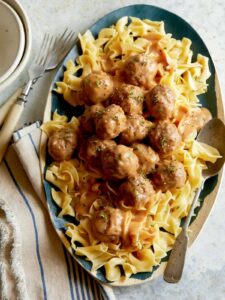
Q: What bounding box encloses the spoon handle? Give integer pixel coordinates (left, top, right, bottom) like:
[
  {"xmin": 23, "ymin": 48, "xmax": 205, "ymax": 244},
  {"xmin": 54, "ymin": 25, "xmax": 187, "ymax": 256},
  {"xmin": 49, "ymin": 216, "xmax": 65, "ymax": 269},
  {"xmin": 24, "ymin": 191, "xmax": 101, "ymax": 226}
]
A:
[
  {"xmin": 164, "ymin": 181, "xmax": 204, "ymax": 283},
  {"xmin": 183, "ymin": 181, "xmax": 204, "ymax": 231},
  {"xmin": 163, "ymin": 229, "xmax": 188, "ymax": 283}
]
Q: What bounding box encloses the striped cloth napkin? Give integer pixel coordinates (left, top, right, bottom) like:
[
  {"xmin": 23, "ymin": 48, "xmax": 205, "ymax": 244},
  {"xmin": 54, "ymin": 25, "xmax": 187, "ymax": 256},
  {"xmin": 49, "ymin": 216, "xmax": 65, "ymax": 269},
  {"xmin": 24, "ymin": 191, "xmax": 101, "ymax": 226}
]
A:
[{"xmin": 0, "ymin": 122, "xmax": 115, "ymax": 300}]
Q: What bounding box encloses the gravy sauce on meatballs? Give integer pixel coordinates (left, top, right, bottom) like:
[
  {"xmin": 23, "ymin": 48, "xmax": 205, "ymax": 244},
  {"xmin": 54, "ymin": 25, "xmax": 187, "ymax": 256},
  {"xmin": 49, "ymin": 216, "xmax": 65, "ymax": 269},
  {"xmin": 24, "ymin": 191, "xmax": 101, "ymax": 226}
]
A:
[{"xmin": 47, "ymin": 52, "xmax": 211, "ymax": 233}]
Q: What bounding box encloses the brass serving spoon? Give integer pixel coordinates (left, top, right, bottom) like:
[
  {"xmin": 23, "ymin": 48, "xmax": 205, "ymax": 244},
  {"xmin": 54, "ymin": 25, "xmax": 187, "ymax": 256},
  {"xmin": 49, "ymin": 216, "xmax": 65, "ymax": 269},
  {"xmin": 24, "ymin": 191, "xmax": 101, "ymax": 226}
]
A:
[{"xmin": 164, "ymin": 118, "xmax": 225, "ymax": 283}]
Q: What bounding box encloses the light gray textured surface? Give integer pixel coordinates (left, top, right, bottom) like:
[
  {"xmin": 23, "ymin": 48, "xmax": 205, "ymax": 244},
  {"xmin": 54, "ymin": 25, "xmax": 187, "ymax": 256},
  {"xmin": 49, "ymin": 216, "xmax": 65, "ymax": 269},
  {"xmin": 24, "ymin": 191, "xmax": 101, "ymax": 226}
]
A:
[{"xmin": 1, "ymin": 1, "xmax": 225, "ymax": 299}]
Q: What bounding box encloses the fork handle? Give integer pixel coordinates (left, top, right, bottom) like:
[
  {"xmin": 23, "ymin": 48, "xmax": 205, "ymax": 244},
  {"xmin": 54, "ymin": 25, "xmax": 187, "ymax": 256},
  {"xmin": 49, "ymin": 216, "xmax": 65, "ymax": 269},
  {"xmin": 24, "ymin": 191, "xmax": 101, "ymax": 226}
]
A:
[
  {"xmin": 0, "ymin": 88, "xmax": 22, "ymax": 127},
  {"xmin": 0, "ymin": 102, "xmax": 25, "ymax": 162},
  {"xmin": 0, "ymin": 79, "xmax": 33, "ymax": 163}
]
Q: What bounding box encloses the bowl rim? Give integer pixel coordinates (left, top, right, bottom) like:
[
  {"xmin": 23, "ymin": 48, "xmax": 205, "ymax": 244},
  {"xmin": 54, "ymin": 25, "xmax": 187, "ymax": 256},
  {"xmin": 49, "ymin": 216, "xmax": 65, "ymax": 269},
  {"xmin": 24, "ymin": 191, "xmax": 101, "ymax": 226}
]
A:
[
  {"xmin": 0, "ymin": 0, "xmax": 32, "ymax": 92},
  {"xmin": 0, "ymin": 0, "xmax": 26, "ymax": 84}
]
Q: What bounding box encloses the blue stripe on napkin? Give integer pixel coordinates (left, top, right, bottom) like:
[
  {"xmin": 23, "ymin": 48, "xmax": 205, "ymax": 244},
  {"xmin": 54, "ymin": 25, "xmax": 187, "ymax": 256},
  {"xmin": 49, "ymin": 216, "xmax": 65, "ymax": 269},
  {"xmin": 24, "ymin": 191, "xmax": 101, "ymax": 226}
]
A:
[
  {"xmin": 71, "ymin": 259, "xmax": 81, "ymax": 300},
  {"xmin": 4, "ymin": 159, "xmax": 48, "ymax": 300},
  {"xmin": 63, "ymin": 247, "xmax": 75, "ymax": 300},
  {"xmin": 28, "ymin": 133, "xmax": 39, "ymax": 157}
]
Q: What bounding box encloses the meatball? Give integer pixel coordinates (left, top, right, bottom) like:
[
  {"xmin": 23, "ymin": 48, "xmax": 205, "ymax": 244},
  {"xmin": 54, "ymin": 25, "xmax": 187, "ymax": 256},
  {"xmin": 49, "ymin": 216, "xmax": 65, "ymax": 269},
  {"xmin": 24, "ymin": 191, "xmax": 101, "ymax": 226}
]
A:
[
  {"xmin": 120, "ymin": 115, "xmax": 150, "ymax": 144},
  {"xmin": 123, "ymin": 54, "xmax": 158, "ymax": 89},
  {"xmin": 48, "ymin": 128, "xmax": 77, "ymax": 161},
  {"xmin": 82, "ymin": 71, "xmax": 113, "ymax": 104},
  {"xmin": 132, "ymin": 143, "xmax": 159, "ymax": 174},
  {"xmin": 119, "ymin": 175, "xmax": 155, "ymax": 208},
  {"xmin": 145, "ymin": 84, "xmax": 175, "ymax": 120},
  {"xmin": 110, "ymin": 84, "xmax": 144, "ymax": 115},
  {"xmin": 79, "ymin": 137, "xmax": 116, "ymax": 173},
  {"xmin": 101, "ymin": 145, "xmax": 139, "ymax": 180},
  {"xmin": 95, "ymin": 104, "xmax": 127, "ymax": 140},
  {"xmin": 92, "ymin": 207, "xmax": 123, "ymax": 243},
  {"xmin": 151, "ymin": 160, "xmax": 186, "ymax": 192},
  {"xmin": 148, "ymin": 121, "xmax": 181, "ymax": 154},
  {"xmin": 79, "ymin": 104, "xmax": 104, "ymax": 135},
  {"xmin": 178, "ymin": 107, "xmax": 212, "ymax": 140}
]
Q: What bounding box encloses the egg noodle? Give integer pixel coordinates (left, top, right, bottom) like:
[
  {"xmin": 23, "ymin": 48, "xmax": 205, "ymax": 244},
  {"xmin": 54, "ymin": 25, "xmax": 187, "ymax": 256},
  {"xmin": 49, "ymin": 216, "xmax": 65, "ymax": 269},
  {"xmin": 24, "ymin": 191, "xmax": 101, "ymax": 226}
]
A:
[{"xmin": 41, "ymin": 17, "xmax": 221, "ymax": 282}]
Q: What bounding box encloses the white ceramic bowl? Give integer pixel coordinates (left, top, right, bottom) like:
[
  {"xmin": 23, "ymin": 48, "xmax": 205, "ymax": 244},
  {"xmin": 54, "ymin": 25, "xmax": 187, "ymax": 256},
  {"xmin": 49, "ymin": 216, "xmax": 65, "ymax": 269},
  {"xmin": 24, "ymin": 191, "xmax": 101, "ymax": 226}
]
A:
[
  {"xmin": 0, "ymin": 0, "xmax": 25, "ymax": 83},
  {"xmin": 0, "ymin": 0, "xmax": 31, "ymax": 92}
]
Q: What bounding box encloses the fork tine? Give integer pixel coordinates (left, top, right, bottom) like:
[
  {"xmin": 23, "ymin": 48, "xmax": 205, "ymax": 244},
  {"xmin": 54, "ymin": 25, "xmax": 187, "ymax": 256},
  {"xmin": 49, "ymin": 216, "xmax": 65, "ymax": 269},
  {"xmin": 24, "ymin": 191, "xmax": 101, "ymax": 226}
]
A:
[
  {"xmin": 54, "ymin": 28, "xmax": 68, "ymax": 48},
  {"xmin": 40, "ymin": 35, "xmax": 54, "ymax": 66},
  {"xmin": 52, "ymin": 35, "xmax": 58, "ymax": 49},
  {"xmin": 61, "ymin": 29, "xmax": 72, "ymax": 44},
  {"xmin": 50, "ymin": 28, "xmax": 68, "ymax": 54},
  {"xmin": 59, "ymin": 28, "xmax": 69, "ymax": 40},
  {"xmin": 60, "ymin": 31, "xmax": 75, "ymax": 53},
  {"xmin": 53, "ymin": 28, "xmax": 70, "ymax": 50},
  {"xmin": 35, "ymin": 34, "xmax": 48, "ymax": 65},
  {"xmin": 48, "ymin": 36, "xmax": 57, "ymax": 57},
  {"xmin": 38, "ymin": 34, "xmax": 51, "ymax": 65},
  {"xmin": 63, "ymin": 34, "xmax": 75, "ymax": 53},
  {"xmin": 63, "ymin": 31, "xmax": 74, "ymax": 45},
  {"xmin": 35, "ymin": 29, "xmax": 76, "ymax": 71}
]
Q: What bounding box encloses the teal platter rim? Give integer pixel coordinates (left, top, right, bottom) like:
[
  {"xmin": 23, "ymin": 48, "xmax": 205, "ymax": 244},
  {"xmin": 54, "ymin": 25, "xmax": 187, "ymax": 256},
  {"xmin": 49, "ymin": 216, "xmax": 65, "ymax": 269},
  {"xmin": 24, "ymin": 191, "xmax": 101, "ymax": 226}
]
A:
[{"xmin": 42, "ymin": 4, "xmax": 220, "ymax": 285}]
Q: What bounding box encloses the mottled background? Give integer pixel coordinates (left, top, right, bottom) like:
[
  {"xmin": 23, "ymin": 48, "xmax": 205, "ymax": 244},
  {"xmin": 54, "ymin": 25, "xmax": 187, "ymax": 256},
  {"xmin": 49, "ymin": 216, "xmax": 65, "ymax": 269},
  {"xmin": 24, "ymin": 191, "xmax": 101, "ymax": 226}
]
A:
[{"xmin": 1, "ymin": 1, "xmax": 225, "ymax": 299}]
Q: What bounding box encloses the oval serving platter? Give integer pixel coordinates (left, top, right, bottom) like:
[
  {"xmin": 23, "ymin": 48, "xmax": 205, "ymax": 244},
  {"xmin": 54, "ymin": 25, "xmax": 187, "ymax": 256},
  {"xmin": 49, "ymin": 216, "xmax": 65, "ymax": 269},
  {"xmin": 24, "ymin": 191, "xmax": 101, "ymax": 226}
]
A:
[{"xmin": 40, "ymin": 4, "xmax": 224, "ymax": 286}]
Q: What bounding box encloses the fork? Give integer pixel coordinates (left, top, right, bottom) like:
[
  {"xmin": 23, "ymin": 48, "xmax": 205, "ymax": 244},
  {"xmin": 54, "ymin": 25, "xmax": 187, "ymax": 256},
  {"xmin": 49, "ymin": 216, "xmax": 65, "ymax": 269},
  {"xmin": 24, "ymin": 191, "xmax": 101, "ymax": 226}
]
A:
[{"xmin": 0, "ymin": 29, "xmax": 75, "ymax": 163}]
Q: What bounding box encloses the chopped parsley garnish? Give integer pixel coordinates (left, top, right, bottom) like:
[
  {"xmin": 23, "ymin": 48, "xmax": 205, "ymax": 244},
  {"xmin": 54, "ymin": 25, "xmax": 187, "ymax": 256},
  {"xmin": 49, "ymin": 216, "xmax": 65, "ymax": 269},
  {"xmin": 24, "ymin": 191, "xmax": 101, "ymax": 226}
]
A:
[
  {"xmin": 115, "ymin": 153, "xmax": 122, "ymax": 161},
  {"xmin": 152, "ymin": 94, "xmax": 160, "ymax": 104},
  {"xmin": 140, "ymin": 171, "xmax": 147, "ymax": 179},
  {"xmin": 98, "ymin": 211, "xmax": 108, "ymax": 221},
  {"xmin": 166, "ymin": 165, "xmax": 176, "ymax": 174},
  {"xmin": 112, "ymin": 115, "xmax": 119, "ymax": 121},
  {"xmin": 129, "ymin": 90, "xmax": 144, "ymax": 103},
  {"xmin": 135, "ymin": 95, "xmax": 144, "ymax": 103},
  {"xmin": 85, "ymin": 78, "xmax": 91, "ymax": 85},
  {"xmin": 129, "ymin": 90, "xmax": 135, "ymax": 97},
  {"xmin": 95, "ymin": 110, "xmax": 104, "ymax": 118},
  {"xmin": 95, "ymin": 79, "xmax": 102, "ymax": 87},
  {"xmin": 95, "ymin": 146, "xmax": 102, "ymax": 153},
  {"xmin": 159, "ymin": 136, "xmax": 168, "ymax": 148}
]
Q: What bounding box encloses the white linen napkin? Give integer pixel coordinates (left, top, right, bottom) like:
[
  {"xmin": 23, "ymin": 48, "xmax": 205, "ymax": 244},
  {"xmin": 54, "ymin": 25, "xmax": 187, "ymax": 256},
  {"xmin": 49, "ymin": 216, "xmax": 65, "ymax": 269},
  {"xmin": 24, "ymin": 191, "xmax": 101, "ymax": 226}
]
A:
[{"xmin": 0, "ymin": 122, "xmax": 115, "ymax": 300}]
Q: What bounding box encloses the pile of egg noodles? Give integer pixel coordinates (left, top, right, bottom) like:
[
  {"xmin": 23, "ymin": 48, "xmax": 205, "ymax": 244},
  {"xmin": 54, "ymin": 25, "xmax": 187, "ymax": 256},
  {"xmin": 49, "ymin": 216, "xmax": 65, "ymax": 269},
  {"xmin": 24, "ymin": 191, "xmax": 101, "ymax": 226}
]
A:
[{"xmin": 42, "ymin": 17, "xmax": 220, "ymax": 282}]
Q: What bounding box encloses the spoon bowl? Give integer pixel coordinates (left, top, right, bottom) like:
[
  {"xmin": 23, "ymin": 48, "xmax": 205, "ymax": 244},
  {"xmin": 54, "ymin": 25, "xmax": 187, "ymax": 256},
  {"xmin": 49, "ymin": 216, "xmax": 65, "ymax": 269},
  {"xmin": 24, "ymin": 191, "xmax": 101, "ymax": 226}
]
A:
[{"xmin": 197, "ymin": 118, "xmax": 225, "ymax": 178}]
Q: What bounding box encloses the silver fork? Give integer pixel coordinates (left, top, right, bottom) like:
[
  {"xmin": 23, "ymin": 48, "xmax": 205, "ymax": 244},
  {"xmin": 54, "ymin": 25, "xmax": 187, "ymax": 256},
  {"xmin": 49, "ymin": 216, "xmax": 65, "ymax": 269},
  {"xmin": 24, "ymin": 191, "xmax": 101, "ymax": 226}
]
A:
[
  {"xmin": 18, "ymin": 29, "xmax": 75, "ymax": 105},
  {"xmin": 0, "ymin": 29, "xmax": 75, "ymax": 162},
  {"xmin": 17, "ymin": 34, "xmax": 56, "ymax": 105}
]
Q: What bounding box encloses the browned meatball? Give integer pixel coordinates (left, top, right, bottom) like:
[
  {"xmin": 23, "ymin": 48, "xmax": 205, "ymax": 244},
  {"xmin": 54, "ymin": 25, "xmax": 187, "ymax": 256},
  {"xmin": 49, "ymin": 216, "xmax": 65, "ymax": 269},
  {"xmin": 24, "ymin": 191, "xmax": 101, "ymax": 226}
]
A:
[
  {"xmin": 120, "ymin": 115, "xmax": 150, "ymax": 144},
  {"xmin": 132, "ymin": 143, "xmax": 159, "ymax": 174},
  {"xmin": 148, "ymin": 121, "xmax": 181, "ymax": 154},
  {"xmin": 92, "ymin": 207, "xmax": 123, "ymax": 243},
  {"xmin": 82, "ymin": 71, "xmax": 113, "ymax": 104},
  {"xmin": 151, "ymin": 160, "xmax": 186, "ymax": 192},
  {"xmin": 101, "ymin": 145, "xmax": 139, "ymax": 180},
  {"xmin": 119, "ymin": 175, "xmax": 155, "ymax": 208},
  {"xmin": 79, "ymin": 137, "xmax": 116, "ymax": 173},
  {"xmin": 178, "ymin": 107, "xmax": 212, "ymax": 140},
  {"xmin": 79, "ymin": 104, "xmax": 104, "ymax": 135},
  {"xmin": 123, "ymin": 54, "xmax": 158, "ymax": 89},
  {"xmin": 48, "ymin": 128, "xmax": 77, "ymax": 161},
  {"xmin": 110, "ymin": 84, "xmax": 144, "ymax": 115},
  {"xmin": 145, "ymin": 84, "xmax": 175, "ymax": 120},
  {"xmin": 95, "ymin": 104, "xmax": 127, "ymax": 140}
]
